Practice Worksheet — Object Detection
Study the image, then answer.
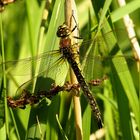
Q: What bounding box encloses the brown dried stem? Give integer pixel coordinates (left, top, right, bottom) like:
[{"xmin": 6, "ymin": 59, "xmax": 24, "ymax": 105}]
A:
[
  {"xmin": 7, "ymin": 77, "xmax": 107, "ymax": 109},
  {"xmin": 117, "ymin": 0, "xmax": 140, "ymax": 71},
  {"xmin": 65, "ymin": 0, "xmax": 83, "ymax": 139}
]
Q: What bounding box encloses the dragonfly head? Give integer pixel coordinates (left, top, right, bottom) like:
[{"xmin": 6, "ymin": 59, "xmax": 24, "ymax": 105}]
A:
[{"xmin": 57, "ymin": 23, "xmax": 71, "ymax": 38}]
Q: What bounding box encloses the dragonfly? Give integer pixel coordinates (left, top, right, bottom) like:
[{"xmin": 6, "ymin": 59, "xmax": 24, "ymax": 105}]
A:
[
  {"xmin": 57, "ymin": 23, "xmax": 104, "ymax": 128},
  {"xmin": 0, "ymin": 19, "xmax": 138, "ymax": 129}
]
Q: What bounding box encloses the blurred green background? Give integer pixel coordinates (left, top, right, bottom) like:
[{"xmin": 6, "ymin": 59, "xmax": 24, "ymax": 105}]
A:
[{"xmin": 0, "ymin": 0, "xmax": 139, "ymax": 140}]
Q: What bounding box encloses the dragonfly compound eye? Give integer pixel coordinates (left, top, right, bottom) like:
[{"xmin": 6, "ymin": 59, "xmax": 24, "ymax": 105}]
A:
[{"xmin": 57, "ymin": 24, "xmax": 71, "ymax": 38}]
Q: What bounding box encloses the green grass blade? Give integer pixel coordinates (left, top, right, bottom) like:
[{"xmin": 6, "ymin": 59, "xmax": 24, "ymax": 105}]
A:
[
  {"xmin": 111, "ymin": 0, "xmax": 140, "ymax": 22},
  {"xmin": 56, "ymin": 114, "xmax": 68, "ymax": 140}
]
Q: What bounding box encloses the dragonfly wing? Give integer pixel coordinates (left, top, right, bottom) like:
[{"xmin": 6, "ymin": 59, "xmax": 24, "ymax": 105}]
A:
[
  {"xmin": 81, "ymin": 48, "xmax": 137, "ymax": 83},
  {"xmin": 15, "ymin": 57, "xmax": 69, "ymax": 94},
  {"xmin": 0, "ymin": 50, "xmax": 69, "ymax": 94},
  {"xmin": 0, "ymin": 51, "xmax": 59, "ymax": 76},
  {"xmin": 80, "ymin": 29, "xmax": 137, "ymax": 80}
]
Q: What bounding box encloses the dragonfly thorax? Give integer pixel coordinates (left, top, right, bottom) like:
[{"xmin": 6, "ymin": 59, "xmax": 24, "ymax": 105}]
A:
[
  {"xmin": 58, "ymin": 37, "xmax": 74, "ymax": 60},
  {"xmin": 59, "ymin": 38, "xmax": 71, "ymax": 48},
  {"xmin": 57, "ymin": 23, "xmax": 71, "ymax": 38}
]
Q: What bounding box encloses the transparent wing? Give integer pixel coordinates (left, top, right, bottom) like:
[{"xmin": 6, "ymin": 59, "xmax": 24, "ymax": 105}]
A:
[
  {"xmin": 15, "ymin": 58, "xmax": 69, "ymax": 94},
  {"xmin": 0, "ymin": 50, "xmax": 69, "ymax": 94},
  {"xmin": 0, "ymin": 50, "xmax": 60, "ymax": 75},
  {"xmin": 75, "ymin": 28, "xmax": 139, "ymax": 102},
  {"xmin": 81, "ymin": 52, "xmax": 137, "ymax": 80},
  {"xmin": 78, "ymin": 29, "xmax": 138, "ymax": 80}
]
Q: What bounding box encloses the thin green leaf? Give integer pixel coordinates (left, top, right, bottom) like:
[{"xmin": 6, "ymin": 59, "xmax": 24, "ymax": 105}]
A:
[{"xmin": 111, "ymin": 0, "xmax": 140, "ymax": 22}]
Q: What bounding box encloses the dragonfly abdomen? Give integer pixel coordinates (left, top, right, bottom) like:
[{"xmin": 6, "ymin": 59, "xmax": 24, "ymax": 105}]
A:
[{"xmin": 61, "ymin": 46, "xmax": 103, "ymax": 128}]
